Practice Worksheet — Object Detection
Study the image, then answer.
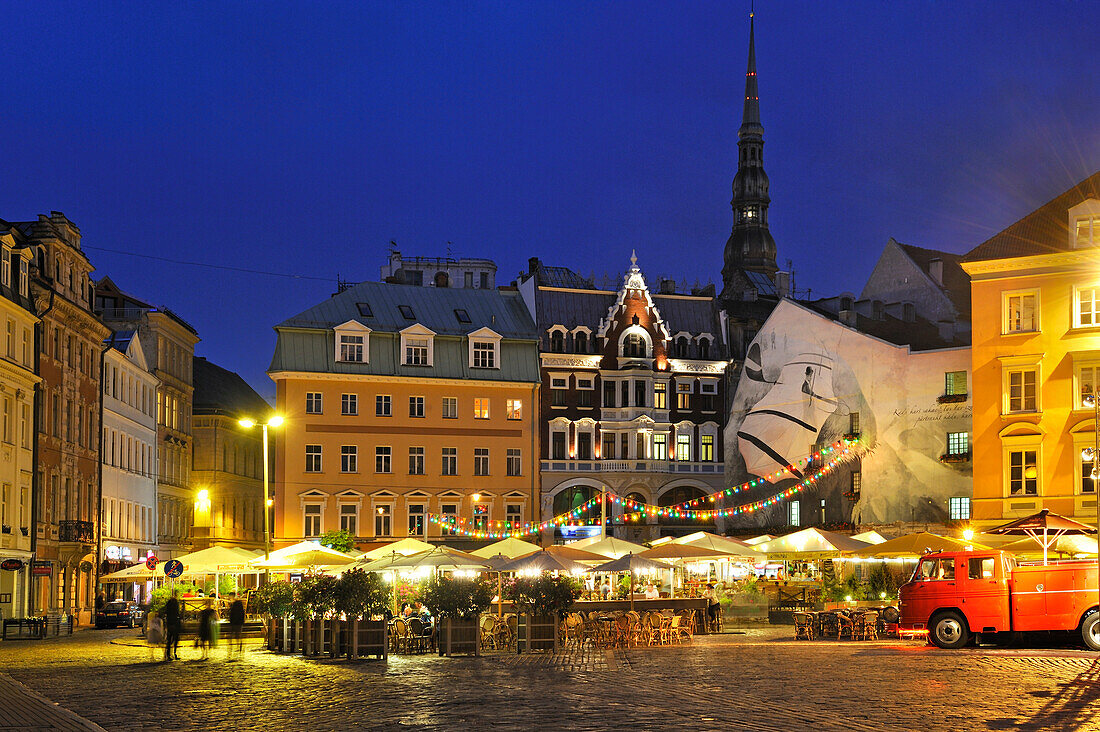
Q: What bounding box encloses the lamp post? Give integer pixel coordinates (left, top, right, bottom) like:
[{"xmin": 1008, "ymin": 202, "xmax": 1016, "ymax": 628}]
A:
[
  {"xmin": 239, "ymin": 415, "xmax": 283, "ymax": 582},
  {"xmin": 1081, "ymin": 394, "xmax": 1100, "ymax": 612}
]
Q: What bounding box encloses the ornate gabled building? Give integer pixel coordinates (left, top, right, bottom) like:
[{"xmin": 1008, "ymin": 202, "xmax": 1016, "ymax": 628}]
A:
[{"xmin": 518, "ymin": 254, "xmax": 728, "ymax": 543}]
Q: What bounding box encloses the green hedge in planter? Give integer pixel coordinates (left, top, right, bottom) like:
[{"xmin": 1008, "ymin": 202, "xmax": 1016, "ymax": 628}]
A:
[
  {"xmin": 334, "ymin": 569, "xmax": 390, "ymax": 619},
  {"xmin": 420, "ymin": 574, "xmax": 492, "ymax": 620},
  {"xmin": 508, "ymin": 574, "xmax": 582, "ymax": 619},
  {"xmin": 253, "ymin": 581, "xmax": 296, "ymax": 618}
]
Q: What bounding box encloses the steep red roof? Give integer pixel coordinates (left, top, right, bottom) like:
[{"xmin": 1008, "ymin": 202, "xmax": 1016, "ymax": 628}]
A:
[{"xmin": 962, "ymin": 171, "xmax": 1100, "ymax": 262}]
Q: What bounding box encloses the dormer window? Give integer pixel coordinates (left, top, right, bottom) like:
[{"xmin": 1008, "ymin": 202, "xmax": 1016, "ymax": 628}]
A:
[
  {"xmin": 333, "ymin": 320, "xmax": 372, "ymax": 363},
  {"xmin": 398, "ymin": 305, "xmax": 415, "ymax": 320},
  {"xmin": 575, "ymin": 332, "xmax": 587, "ymax": 353},
  {"xmin": 699, "ymin": 338, "xmax": 710, "ymax": 360},
  {"xmin": 468, "ymin": 327, "xmax": 502, "ymax": 369},
  {"xmin": 623, "ymin": 333, "xmax": 646, "ymax": 358},
  {"xmin": 18, "ymin": 259, "xmax": 27, "ymax": 298},
  {"xmin": 675, "ymin": 336, "xmax": 689, "ymax": 358},
  {"xmin": 1075, "ymin": 215, "xmax": 1100, "ymax": 248},
  {"xmin": 1, "ymin": 247, "xmax": 9, "ymax": 288},
  {"xmin": 400, "ymin": 324, "xmax": 436, "ymax": 367},
  {"xmin": 356, "ymin": 302, "xmax": 373, "ymax": 317},
  {"xmin": 550, "ymin": 331, "xmax": 564, "ymax": 353}
]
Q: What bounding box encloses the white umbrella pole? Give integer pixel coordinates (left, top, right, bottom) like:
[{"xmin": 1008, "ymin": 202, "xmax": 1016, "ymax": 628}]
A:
[{"xmin": 1043, "ymin": 527, "xmax": 1048, "ymax": 565}]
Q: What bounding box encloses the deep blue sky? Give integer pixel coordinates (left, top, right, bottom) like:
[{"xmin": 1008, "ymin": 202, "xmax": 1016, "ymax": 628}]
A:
[{"xmin": 3, "ymin": 1, "xmax": 1098, "ymax": 399}]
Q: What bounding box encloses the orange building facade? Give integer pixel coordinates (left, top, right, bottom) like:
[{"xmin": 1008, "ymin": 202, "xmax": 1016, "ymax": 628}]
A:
[
  {"xmin": 269, "ymin": 281, "xmax": 540, "ymax": 550},
  {"xmin": 962, "ymin": 172, "xmax": 1100, "ymax": 528}
]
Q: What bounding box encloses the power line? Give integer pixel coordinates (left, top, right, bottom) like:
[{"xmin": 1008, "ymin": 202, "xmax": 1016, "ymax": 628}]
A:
[{"xmin": 83, "ymin": 245, "xmax": 336, "ymax": 283}]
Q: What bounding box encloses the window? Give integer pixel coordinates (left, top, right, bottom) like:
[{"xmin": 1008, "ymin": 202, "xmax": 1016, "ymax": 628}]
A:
[
  {"xmin": 305, "ymin": 392, "xmax": 322, "ymax": 414},
  {"xmin": 700, "ymin": 434, "xmax": 714, "ymax": 461},
  {"xmin": 1075, "ymin": 215, "xmax": 1100, "ymax": 248},
  {"xmin": 18, "ymin": 260, "xmax": 26, "ymax": 297},
  {"xmin": 506, "ymin": 399, "xmax": 522, "ymax": 420},
  {"xmin": 442, "ymin": 397, "xmax": 458, "ymax": 419},
  {"xmin": 506, "ymin": 503, "xmax": 523, "ymax": 528},
  {"xmin": 947, "ymin": 432, "xmax": 969, "ymax": 456},
  {"xmin": 375, "ymin": 446, "xmax": 392, "ymax": 473},
  {"xmin": 676, "ymin": 433, "xmax": 691, "ymax": 461},
  {"xmin": 577, "ymin": 391, "xmax": 592, "ymax": 407},
  {"xmin": 652, "ymin": 433, "xmax": 667, "ymax": 460},
  {"xmin": 675, "ymin": 337, "xmax": 689, "ymax": 358},
  {"xmin": 376, "ymin": 395, "xmax": 391, "ymax": 417},
  {"xmin": 480, "ymin": 272, "xmax": 489, "ymax": 289},
  {"xmin": 1083, "ymin": 450, "xmax": 1097, "ymax": 494},
  {"xmin": 576, "ymin": 378, "xmax": 593, "ymax": 390},
  {"xmin": 677, "ymin": 391, "xmax": 690, "ymax": 410},
  {"xmin": 1006, "ymin": 367, "xmax": 1038, "ymax": 413},
  {"xmin": 304, "ymin": 505, "xmax": 321, "ymax": 537},
  {"xmin": 848, "ymin": 412, "xmax": 860, "ymax": 435},
  {"xmin": 552, "ymin": 387, "xmax": 567, "ymax": 407},
  {"xmin": 945, "ymin": 371, "xmax": 967, "ymax": 396},
  {"xmin": 575, "ymin": 332, "xmax": 588, "ymax": 353},
  {"xmin": 473, "ymin": 504, "xmax": 489, "ymax": 532},
  {"xmin": 464, "ymin": 272, "xmax": 473, "ymax": 288},
  {"xmin": 550, "ymin": 331, "xmax": 564, "ymax": 353},
  {"xmin": 409, "ymin": 447, "xmax": 425, "ymax": 475},
  {"xmin": 577, "ymin": 433, "xmax": 592, "ymax": 460},
  {"xmin": 603, "ymin": 381, "xmax": 616, "ymax": 408},
  {"xmin": 1003, "ymin": 291, "xmax": 1038, "ymax": 334},
  {"xmin": 356, "ymin": 302, "xmax": 373, "ymax": 317},
  {"xmin": 408, "ymin": 504, "xmax": 425, "ymax": 536},
  {"xmin": 699, "ymin": 381, "xmax": 717, "ymax": 395},
  {"xmin": 398, "ymin": 305, "xmax": 415, "ymax": 320},
  {"xmin": 1079, "ymin": 364, "xmax": 1100, "ymax": 409},
  {"xmin": 305, "ymin": 445, "xmax": 322, "ymax": 473},
  {"xmin": 374, "ymin": 505, "xmax": 392, "ymax": 536},
  {"xmin": 339, "ymin": 334, "xmax": 364, "ymax": 362},
  {"xmin": 442, "ymin": 447, "xmax": 457, "ymax": 476},
  {"xmin": 918, "ymin": 557, "xmax": 956, "ymax": 580},
  {"xmin": 699, "ymin": 339, "xmax": 711, "ymax": 359},
  {"xmin": 0, "ymin": 248, "xmax": 8, "ymax": 287},
  {"xmin": 602, "ymin": 434, "xmax": 616, "ymax": 459},
  {"xmin": 340, "ymin": 504, "xmax": 357, "ymax": 535},
  {"xmin": 341, "ymin": 446, "xmax": 357, "ymax": 473},
  {"xmin": 551, "ymin": 432, "xmax": 566, "ymax": 460},
  {"xmin": 474, "ymin": 448, "xmax": 489, "ymax": 476},
  {"xmin": 1076, "ymin": 286, "xmax": 1100, "ymax": 327},
  {"xmin": 788, "ymin": 500, "xmax": 800, "ymax": 527},
  {"xmin": 472, "ymin": 341, "xmax": 496, "ymax": 368},
  {"xmin": 623, "ymin": 333, "xmax": 646, "ymax": 358},
  {"xmin": 454, "ymin": 309, "xmax": 471, "ymax": 323},
  {"xmin": 473, "ymin": 398, "xmax": 489, "ymax": 419},
  {"xmin": 409, "ymin": 396, "xmax": 425, "ymax": 418},
  {"xmin": 341, "ymin": 393, "xmax": 358, "ymax": 416},
  {"xmin": 653, "ymin": 382, "xmax": 667, "ymax": 409},
  {"xmin": 949, "ymin": 496, "xmax": 971, "ymax": 520},
  {"xmin": 968, "ymin": 557, "xmax": 994, "ymax": 580},
  {"xmin": 441, "ymin": 504, "xmax": 458, "ymax": 536},
  {"xmin": 634, "ymin": 380, "xmax": 646, "ymax": 408},
  {"xmin": 1008, "ymin": 449, "xmax": 1038, "ymax": 495},
  {"xmin": 405, "ymin": 337, "xmax": 430, "ymax": 365},
  {"xmin": 507, "ymin": 448, "xmax": 522, "ymax": 476},
  {"xmin": 5, "ymin": 320, "xmax": 13, "ymax": 357}
]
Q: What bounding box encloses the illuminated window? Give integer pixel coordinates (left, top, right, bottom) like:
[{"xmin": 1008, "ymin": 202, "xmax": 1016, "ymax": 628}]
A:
[
  {"xmin": 676, "ymin": 433, "xmax": 691, "ymax": 461},
  {"xmin": 473, "ymin": 398, "xmax": 489, "ymax": 420},
  {"xmin": 1005, "ymin": 368, "xmax": 1038, "ymax": 413},
  {"xmin": 700, "ymin": 434, "xmax": 714, "ymax": 462},
  {"xmin": 374, "ymin": 505, "xmax": 391, "ymax": 536},
  {"xmin": 506, "ymin": 399, "xmax": 522, "ymax": 420},
  {"xmin": 788, "ymin": 500, "xmax": 800, "ymax": 527},
  {"xmin": 1075, "ymin": 286, "xmax": 1100, "ymax": 328},
  {"xmin": 949, "ymin": 497, "xmax": 970, "ymax": 521},
  {"xmin": 945, "ymin": 371, "xmax": 967, "ymax": 396},
  {"xmin": 1075, "ymin": 215, "xmax": 1100, "ymax": 248},
  {"xmin": 1002, "ymin": 291, "xmax": 1038, "ymax": 334},
  {"xmin": 946, "ymin": 432, "xmax": 969, "ymax": 456},
  {"xmin": 1008, "ymin": 449, "xmax": 1038, "ymax": 496},
  {"xmin": 653, "ymin": 382, "xmax": 667, "ymax": 409},
  {"xmin": 652, "ymin": 434, "xmax": 667, "ymax": 461}
]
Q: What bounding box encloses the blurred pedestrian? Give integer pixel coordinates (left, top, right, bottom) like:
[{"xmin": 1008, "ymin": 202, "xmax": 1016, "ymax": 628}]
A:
[
  {"xmin": 227, "ymin": 593, "xmax": 245, "ymax": 659},
  {"xmin": 163, "ymin": 591, "xmax": 182, "ymax": 661},
  {"xmin": 146, "ymin": 615, "xmax": 165, "ymax": 662},
  {"xmin": 197, "ymin": 599, "xmax": 216, "ymax": 660}
]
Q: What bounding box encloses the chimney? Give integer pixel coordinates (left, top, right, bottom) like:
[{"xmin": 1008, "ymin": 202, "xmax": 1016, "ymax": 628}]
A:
[
  {"xmin": 775, "ymin": 271, "xmax": 790, "ymax": 298},
  {"xmin": 928, "ymin": 258, "xmax": 943, "ymax": 286},
  {"xmin": 528, "ymin": 257, "xmax": 540, "ymax": 277},
  {"xmin": 659, "ymin": 279, "xmax": 676, "ymax": 295}
]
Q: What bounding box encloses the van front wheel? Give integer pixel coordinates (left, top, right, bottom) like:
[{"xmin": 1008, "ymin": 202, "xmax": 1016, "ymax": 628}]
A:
[
  {"xmin": 929, "ymin": 612, "xmax": 969, "ymax": 649},
  {"xmin": 1081, "ymin": 611, "xmax": 1100, "ymax": 651}
]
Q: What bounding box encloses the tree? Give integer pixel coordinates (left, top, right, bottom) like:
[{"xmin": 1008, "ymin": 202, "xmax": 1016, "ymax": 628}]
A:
[
  {"xmin": 334, "ymin": 569, "xmax": 390, "ymax": 619},
  {"xmin": 253, "ymin": 580, "xmax": 296, "ymax": 617},
  {"xmin": 319, "ymin": 529, "xmax": 355, "ymax": 554}
]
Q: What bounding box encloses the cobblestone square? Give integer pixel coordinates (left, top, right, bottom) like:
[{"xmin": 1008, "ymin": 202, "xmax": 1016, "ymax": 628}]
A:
[{"xmin": 3, "ymin": 627, "xmax": 1100, "ymax": 731}]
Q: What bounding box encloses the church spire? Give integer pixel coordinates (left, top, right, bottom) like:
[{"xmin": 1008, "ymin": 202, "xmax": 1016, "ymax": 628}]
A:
[{"xmin": 721, "ymin": 9, "xmax": 778, "ymax": 299}]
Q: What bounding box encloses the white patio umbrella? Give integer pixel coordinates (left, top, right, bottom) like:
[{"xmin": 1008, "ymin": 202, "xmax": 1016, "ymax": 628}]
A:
[{"xmin": 588, "ymin": 553, "xmax": 671, "ymax": 611}]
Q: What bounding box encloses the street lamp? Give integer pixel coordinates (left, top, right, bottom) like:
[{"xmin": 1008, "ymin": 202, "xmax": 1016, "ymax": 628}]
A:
[
  {"xmin": 1081, "ymin": 393, "xmax": 1100, "ymax": 612},
  {"xmin": 239, "ymin": 415, "xmax": 284, "ymax": 581}
]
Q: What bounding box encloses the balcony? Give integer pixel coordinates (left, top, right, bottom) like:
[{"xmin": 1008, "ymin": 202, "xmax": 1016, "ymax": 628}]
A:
[
  {"xmin": 59, "ymin": 520, "xmax": 95, "ymax": 544},
  {"xmin": 542, "ymin": 459, "xmax": 721, "ymax": 475}
]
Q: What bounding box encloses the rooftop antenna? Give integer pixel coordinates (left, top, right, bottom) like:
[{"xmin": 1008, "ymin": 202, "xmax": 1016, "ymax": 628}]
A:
[
  {"xmin": 335, "ymin": 275, "xmax": 352, "ymax": 294},
  {"xmin": 446, "ymin": 241, "xmax": 454, "ymax": 260}
]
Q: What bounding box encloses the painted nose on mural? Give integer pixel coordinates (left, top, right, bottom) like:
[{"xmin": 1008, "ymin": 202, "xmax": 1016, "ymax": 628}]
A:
[{"xmin": 737, "ymin": 355, "xmax": 837, "ymax": 477}]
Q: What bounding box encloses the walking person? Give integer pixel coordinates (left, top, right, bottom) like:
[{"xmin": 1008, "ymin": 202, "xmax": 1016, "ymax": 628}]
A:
[
  {"xmin": 227, "ymin": 593, "xmax": 246, "ymax": 660},
  {"xmin": 163, "ymin": 591, "xmax": 182, "ymax": 661},
  {"xmin": 197, "ymin": 599, "xmax": 216, "ymax": 660}
]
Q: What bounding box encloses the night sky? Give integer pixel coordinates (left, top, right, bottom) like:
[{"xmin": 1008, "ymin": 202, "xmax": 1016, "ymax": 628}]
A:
[{"xmin": 3, "ymin": 1, "xmax": 1098, "ymax": 400}]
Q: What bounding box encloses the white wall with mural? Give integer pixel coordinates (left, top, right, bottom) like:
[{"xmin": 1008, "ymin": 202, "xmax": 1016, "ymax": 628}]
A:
[{"xmin": 723, "ymin": 300, "xmax": 972, "ymax": 528}]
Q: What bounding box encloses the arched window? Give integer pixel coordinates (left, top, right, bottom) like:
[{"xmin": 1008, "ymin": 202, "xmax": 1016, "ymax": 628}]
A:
[
  {"xmin": 623, "ymin": 333, "xmax": 646, "ymax": 358},
  {"xmin": 434, "ymin": 271, "xmax": 449, "ymax": 288},
  {"xmin": 550, "ymin": 331, "xmax": 564, "ymax": 353},
  {"xmin": 553, "ymin": 485, "xmax": 601, "ymax": 523},
  {"xmin": 699, "ymin": 338, "xmax": 710, "ymax": 360},
  {"xmin": 675, "ymin": 337, "xmax": 689, "ymax": 358},
  {"xmin": 657, "ymin": 485, "xmax": 713, "ymax": 527},
  {"xmin": 574, "ymin": 332, "xmax": 588, "ymax": 353}
]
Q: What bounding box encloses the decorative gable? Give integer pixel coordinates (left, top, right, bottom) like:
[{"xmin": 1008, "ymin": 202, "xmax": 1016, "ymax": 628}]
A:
[
  {"xmin": 400, "ymin": 323, "xmax": 436, "ymax": 367},
  {"xmin": 597, "ymin": 251, "xmax": 671, "ymax": 342},
  {"xmin": 333, "ymin": 319, "xmax": 371, "ymax": 364},
  {"xmin": 467, "ymin": 326, "xmax": 502, "ymax": 369}
]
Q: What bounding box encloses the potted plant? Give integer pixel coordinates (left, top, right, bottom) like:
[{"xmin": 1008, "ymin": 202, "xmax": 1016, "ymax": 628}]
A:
[
  {"xmin": 293, "ymin": 575, "xmax": 337, "ymax": 655},
  {"xmin": 508, "ymin": 574, "xmax": 581, "ymax": 652},
  {"xmin": 420, "ymin": 574, "xmax": 492, "ymax": 656},
  {"xmin": 254, "ymin": 581, "xmax": 296, "ymax": 651},
  {"xmin": 333, "ymin": 569, "xmax": 390, "ymax": 660}
]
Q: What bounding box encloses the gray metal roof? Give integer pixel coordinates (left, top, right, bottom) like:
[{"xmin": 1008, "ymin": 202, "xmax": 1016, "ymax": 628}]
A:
[
  {"xmin": 277, "ymin": 280, "xmax": 536, "ymax": 339},
  {"xmin": 534, "ymin": 288, "xmax": 722, "ymax": 337}
]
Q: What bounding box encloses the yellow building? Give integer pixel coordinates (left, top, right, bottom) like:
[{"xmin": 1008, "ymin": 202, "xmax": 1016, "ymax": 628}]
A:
[
  {"xmin": 961, "ymin": 171, "xmax": 1100, "ymax": 527},
  {"xmin": 268, "ymin": 282, "xmax": 540, "ymax": 550}
]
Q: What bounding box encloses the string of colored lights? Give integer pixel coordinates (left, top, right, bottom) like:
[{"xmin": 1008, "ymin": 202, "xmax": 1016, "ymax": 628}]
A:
[{"xmin": 428, "ymin": 440, "xmax": 865, "ymax": 539}]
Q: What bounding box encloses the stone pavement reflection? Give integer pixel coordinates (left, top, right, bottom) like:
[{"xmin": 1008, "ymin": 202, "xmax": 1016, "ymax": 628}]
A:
[{"xmin": 3, "ymin": 627, "xmax": 1100, "ymax": 731}]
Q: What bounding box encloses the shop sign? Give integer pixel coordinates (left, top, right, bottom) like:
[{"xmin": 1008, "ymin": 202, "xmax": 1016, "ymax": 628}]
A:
[
  {"xmin": 31, "ymin": 560, "xmax": 52, "ymax": 576},
  {"xmin": 0, "ymin": 559, "xmax": 23, "ymax": 571},
  {"xmin": 121, "ymin": 547, "xmax": 133, "ymax": 561},
  {"xmin": 105, "ymin": 546, "xmax": 121, "ymax": 561}
]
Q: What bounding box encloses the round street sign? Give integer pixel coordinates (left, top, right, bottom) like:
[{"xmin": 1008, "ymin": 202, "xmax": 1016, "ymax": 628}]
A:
[
  {"xmin": 0, "ymin": 559, "xmax": 23, "ymax": 571},
  {"xmin": 145, "ymin": 556, "xmax": 158, "ymax": 571},
  {"xmin": 163, "ymin": 559, "xmax": 184, "ymax": 578}
]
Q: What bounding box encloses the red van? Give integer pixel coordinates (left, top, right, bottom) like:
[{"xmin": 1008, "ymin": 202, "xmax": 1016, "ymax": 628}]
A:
[{"xmin": 898, "ymin": 550, "xmax": 1099, "ymax": 650}]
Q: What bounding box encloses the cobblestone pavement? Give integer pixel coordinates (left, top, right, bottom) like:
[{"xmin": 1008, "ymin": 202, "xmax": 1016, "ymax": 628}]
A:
[{"xmin": 3, "ymin": 627, "xmax": 1100, "ymax": 731}]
